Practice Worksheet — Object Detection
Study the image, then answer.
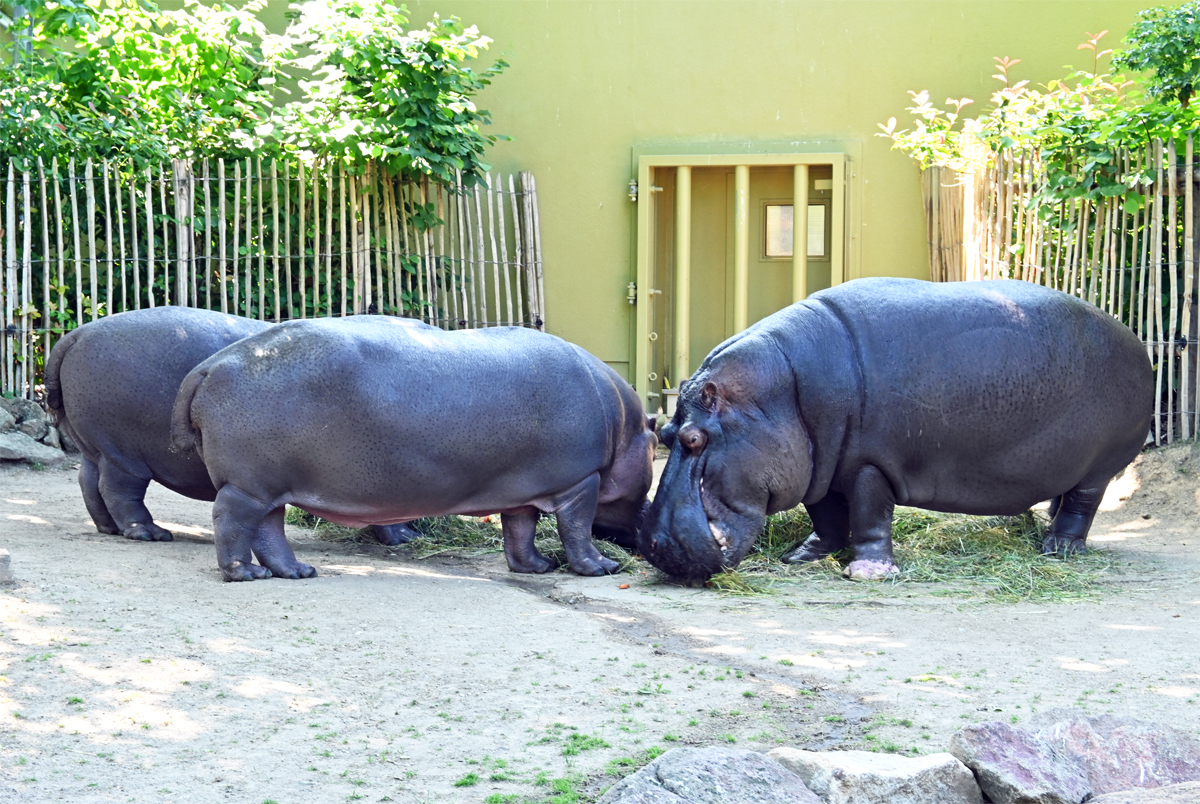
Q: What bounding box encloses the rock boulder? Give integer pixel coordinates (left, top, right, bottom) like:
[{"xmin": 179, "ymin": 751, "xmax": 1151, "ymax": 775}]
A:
[
  {"xmin": 596, "ymin": 747, "xmax": 820, "ymax": 804},
  {"xmin": 949, "ymin": 720, "xmax": 1091, "ymax": 804},
  {"xmin": 768, "ymin": 747, "xmax": 982, "ymax": 804}
]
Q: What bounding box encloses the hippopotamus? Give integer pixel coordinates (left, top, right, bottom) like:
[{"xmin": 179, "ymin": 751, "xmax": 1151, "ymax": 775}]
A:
[
  {"xmin": 169, "ymin": 317, "xmax": 657, "ymax": 581},
  {"xmin": 639, "ymin": 277, "xmax": 1153, "ymax": 582},
  {"xmin": 44, "ymin": 307, "xmax": 420, "ymax": 545}
]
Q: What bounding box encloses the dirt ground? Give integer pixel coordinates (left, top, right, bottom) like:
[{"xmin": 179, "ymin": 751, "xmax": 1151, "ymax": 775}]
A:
[{"xmin": 2, "ymin": 444, "xmax": 1200, "ymax": 804}]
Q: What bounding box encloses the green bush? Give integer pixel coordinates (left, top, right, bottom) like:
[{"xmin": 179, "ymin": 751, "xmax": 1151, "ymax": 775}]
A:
[{"xmin": 0, "ymin": 0, "xmax": 506, "ymax": 181}]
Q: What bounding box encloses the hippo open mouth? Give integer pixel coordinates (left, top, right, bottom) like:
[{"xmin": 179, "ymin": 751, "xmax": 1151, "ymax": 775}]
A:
[{"xmin": 639, "ymin": 446, "xmax": 765, "ymax": 581}]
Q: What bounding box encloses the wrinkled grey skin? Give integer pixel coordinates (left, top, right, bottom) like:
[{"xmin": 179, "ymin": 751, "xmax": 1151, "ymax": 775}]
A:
[
  {"xmin": 44, "ymin": 307, "xmax": 420, "ymax": 545},
  {"xmin": 170, "ymin": 317, "xmax": 657, "ymax": 582},
  {"xmin": 640, "ymin": 278, "xmax": 1154, "ymax": 582}
]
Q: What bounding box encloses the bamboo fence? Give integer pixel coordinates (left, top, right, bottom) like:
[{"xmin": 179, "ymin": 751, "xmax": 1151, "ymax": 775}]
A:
[
  {"xmin": 0, "ymin": 158, "xmax": 546, "ymax": 399},
  {"xmin": 924, "ymin": 134, "xmax": 1200, "ymax": 445}
]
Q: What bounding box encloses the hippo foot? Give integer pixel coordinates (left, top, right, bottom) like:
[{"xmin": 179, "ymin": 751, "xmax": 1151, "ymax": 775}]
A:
[
  {"xmin": 124, "ymin": 522, "xmax": 174, "ymax": 542},
  {"xmin": 843, "ymin": 559, "xmax": 899, "ymax": 581},
  {"xmin": 268, "ymin": 562, "xmax": 318, "ymax": 580},
  {"xmin": 569, "ymin": 554, "xmax": 621, "ymax": 577},
  {"xmin": 369, "ymin": 523, "xmax": 421, "ymax": 546},
  {"xmin": 782, "ymin": 535, "xmax": 833, "ymax": 564},
  {"xmin": 508, "ymin": 553, "xmax": 558, "ymax": 574},
  {"xmin": 1042, "ymin": 535, "xmax": 1087, "ymax": 557},
  {"xmin": 221, "ymin": 561, "xmax": 274, "ymax": 582},
  {"xmin": 95, "ymin": 522, "xmax": 121, "ymax": 536}
]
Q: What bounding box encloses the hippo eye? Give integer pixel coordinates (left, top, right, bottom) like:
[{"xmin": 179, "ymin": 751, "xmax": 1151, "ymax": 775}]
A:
[{"xmin": 678, "ymin": 425, "xmax": 708, "ymax": 456}]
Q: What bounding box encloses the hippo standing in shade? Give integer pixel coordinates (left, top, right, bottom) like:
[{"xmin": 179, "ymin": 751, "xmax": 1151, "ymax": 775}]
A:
[
  {"xmin": 45, "ymin": 308, "xmax": 421, "ymax": 545},
  {"xmin": 170, "ymin": 317, "xmax": 656, "ymax": 581},
  {"xmin": 640, "ymin": 278, "xmax": 1153, "ymax": 582}
]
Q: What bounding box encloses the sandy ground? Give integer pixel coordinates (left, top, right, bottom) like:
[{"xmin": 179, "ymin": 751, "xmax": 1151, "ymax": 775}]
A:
[{"xmin": 2, "ymin": 444, "xmax": 1200, "ymax": 803}]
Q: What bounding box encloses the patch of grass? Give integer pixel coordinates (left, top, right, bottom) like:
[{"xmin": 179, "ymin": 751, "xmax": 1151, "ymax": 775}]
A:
[
  {"xmin": 707, "ymin": 507, "xmax": 1114, "ymax": 601},
  {"xmin": 453, "ymin": 772, "xmax": 480, "ymax": 787},
  {"xmin": 284, "ymin": 507, "xmax": 368, "ymax": 542},
  {"xmin": 562, "ymin": 732, "xmax": 609, "ymax": 755}
]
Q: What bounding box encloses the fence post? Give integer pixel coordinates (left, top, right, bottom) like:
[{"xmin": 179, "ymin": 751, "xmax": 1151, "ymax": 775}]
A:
[{"xmin": 172, "ymin": 159, "xmax": 194, "ymax": 308}]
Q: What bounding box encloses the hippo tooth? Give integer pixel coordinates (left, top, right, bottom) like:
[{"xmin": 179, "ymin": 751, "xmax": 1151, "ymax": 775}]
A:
[{"xmin": 709, "ymin": 520, "xmax": 729, "ymax": 552}]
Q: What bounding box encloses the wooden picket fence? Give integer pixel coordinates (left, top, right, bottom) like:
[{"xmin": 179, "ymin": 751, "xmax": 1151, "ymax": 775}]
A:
[
  {"xmin": 0, "ymin": 157, "xmax": 545, "ymax": 399},
  {"xmin": 924, "ymin": 134, "xmax": 1200, "ymax": 446}
]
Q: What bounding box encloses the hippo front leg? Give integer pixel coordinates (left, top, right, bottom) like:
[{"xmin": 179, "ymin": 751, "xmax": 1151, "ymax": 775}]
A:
[
  {"xmin": 553, "ymin": 473, "xmax": 620, "ymax": 576},
  {"xmin": 844, "ymin": 465, "xmax": 900, "ymax": 581},
  {"xmin": 783, "ymin": 492, "xmax": 850, "ymax": 564},
  {"xmin": 368, "ymin": 523, "xmax": 422, "ymax": 546},
  {"xmin": 501, "ymin": 506, "xmax": 556, "ymax": 573},
  {"xmin": 1042, "ymin": 483, "xmax": 1105, "ymax": 556}
]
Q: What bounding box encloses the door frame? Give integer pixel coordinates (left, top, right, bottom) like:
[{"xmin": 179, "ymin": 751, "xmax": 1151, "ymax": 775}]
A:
[{"xmin": 633, "ymin": 151, "xmax": 849, "ymax": 409}]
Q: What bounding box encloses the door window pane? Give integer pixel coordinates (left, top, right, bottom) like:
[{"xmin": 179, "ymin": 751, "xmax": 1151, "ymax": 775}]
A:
[{"xmin": 765, "ymin": 204, "xmax": 825, "ymax": 258}]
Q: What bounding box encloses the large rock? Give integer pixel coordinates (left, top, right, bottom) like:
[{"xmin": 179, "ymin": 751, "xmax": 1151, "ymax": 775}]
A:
[
  {"xmin": 18, "ymin": 417, "xmax": 48, "ymax": 441},
  {"xmin": 596, "ymin": 747, "xmax": 821, "ymax": 804},
  {"xmin": 0, "ymin": 407, "xmax": 14, "ymax": 433},
  {"xmin": 1088, "ymin": 782, "xmax": 1200, "ymax": 803},
  {"xmin": 0, "ymin": 397, "xmax": 46, "ymax": 426},
  {"xmin": 1033, "ymin": 710, "xmax": 1200, "ymax": 795},
  {"xmin": 0, "ymin": 431, "xmax": 67, "ymax": 466},
  {"xmin": 949, "ymin": 721, "xmax": 1091, "ymax": 804},
  {"xmin": 768, "ymin": 748, "xmax": 982, "ymax": 804}
]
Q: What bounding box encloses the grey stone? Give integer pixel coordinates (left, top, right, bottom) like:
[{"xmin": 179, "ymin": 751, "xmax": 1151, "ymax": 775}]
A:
[
  {"xmin": 43, "ymin": 426, "xmax": 61, "ymax": 450},
  {"xmin": 1088, "ymin": 782, "xmax": 1200, "ymax": 803},
  {"xmin": 0, "ymin": 397, "xmax": 45, "ymax": 425},
  {"xmin": 949, "ymin": 721, "xmax": 1092, "ymax": 804},
  {"xmin": 1033, "ymin": 710, "xmax": 1200, "ymax": 795},
  {"xmin": 0, "ymin": 431, "xmax": 67, "ymax": 467},
  {"xmin": 0, "ymin": 407, "xmax": 14, "ymax": 433},
  {"xmin": 767, "ymin": 748, "xmax": 982, "ymax": 804},
  {"xmin": 596, "ymin": 747, "xmax": 820, "ymax": 804},
  {"xmin": 18, "ymin": 417, "xmax": 48, "ymax": 441},
  {"xmin": 0, "ymin": 550, "xmax": 11, "ymax": 583}
]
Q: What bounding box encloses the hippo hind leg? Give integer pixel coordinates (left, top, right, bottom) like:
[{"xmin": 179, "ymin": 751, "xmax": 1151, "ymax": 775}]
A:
[
  {"xmin": 251, "ymin": 506, "xmax": 317, "ymax": 580},
  {"xmin": 1042, "ymin": 483, "xmax": 1106, "ymax": 556},
  {"xmin": 96, "ymin": 458, "xmax": 173, "ymax": 542},
  {"xmin": 213, "ymin": 485, "xmax": 315, "ymax": 581},
  {"xmin": 501, "ymin": 506, "xmax": 556, "ymax": 573},
  {"xmin": 79, "ymin": 455, "xmax": 119, "ymax": 535},
  {"xmin": 783, "ymin": 492, "xmax": 851, "ymax": 564}
]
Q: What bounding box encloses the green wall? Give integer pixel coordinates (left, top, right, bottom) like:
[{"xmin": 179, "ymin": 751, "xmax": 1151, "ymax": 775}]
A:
[{"xmin": 405, "ymin": 0, "xmax": 1150, "ymax": 380}]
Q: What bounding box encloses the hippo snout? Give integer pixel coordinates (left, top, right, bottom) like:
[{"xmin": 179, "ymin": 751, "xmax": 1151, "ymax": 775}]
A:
[{"xmin": 638, "ymin": 490, "xmax": 730, "ymax": 581}]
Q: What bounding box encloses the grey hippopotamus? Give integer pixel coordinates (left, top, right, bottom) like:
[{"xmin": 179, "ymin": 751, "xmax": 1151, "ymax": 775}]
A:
[
  {"xmin": 640, "ymin": 278, "xmax": 1153, "ymax": 582},
  {"xmin": 169, "ymin": 317, "xmax": 656, "ymax": 581},
  {"xmin": 44, "ymin": 307, "xmax": 420, "ymax": 545}
]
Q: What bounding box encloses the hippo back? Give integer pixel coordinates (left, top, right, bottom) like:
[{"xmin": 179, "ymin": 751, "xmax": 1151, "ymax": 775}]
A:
[
  {"xmin": 48, "ymin": 308, "xmax": 270, "ymax": 498},
  {"xmin": 174, "ymin": 317, "xmax": 639, "ymax": 518},
  {"xmin": 771, "ymin": 278, "xmax": 1152, "ymax": 512}
]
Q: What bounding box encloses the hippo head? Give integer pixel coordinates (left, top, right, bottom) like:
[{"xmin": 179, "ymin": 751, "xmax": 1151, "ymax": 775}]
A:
[{"xmin": 638, "ymin": 342, "xmax": 811, "ymax": 581}]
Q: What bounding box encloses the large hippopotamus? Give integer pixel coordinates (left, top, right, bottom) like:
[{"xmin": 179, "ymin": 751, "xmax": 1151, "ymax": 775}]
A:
[
  {"xmin": 640, "ymin": 278, "xmax": 1153, "ymax": 582},
  {"xmin": 169, "ymin": 317, "xmax": 657, "ymax": 581},
  {"xmin": 44, "ymin": 308, "xmax": 419, "ymax": 545}
]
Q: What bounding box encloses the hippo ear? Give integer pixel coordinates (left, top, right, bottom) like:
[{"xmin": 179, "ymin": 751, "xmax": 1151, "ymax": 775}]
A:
[
  {"xmin": 645, "ymin": 414, "xmax": 656, "ymax": 432},
  {"xmin": 700, "ymin": 381, "xmax": 721, "ymax": 412}
]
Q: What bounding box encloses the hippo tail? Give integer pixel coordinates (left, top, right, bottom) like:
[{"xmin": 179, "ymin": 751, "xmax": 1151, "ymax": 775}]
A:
[
  {"xmin": 170, "ymin": 368, "xmax": 208, "ymax": 456},
  {"xmin": 43, "ymin": 327, "xmax": 81, "ymax": 420}
]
